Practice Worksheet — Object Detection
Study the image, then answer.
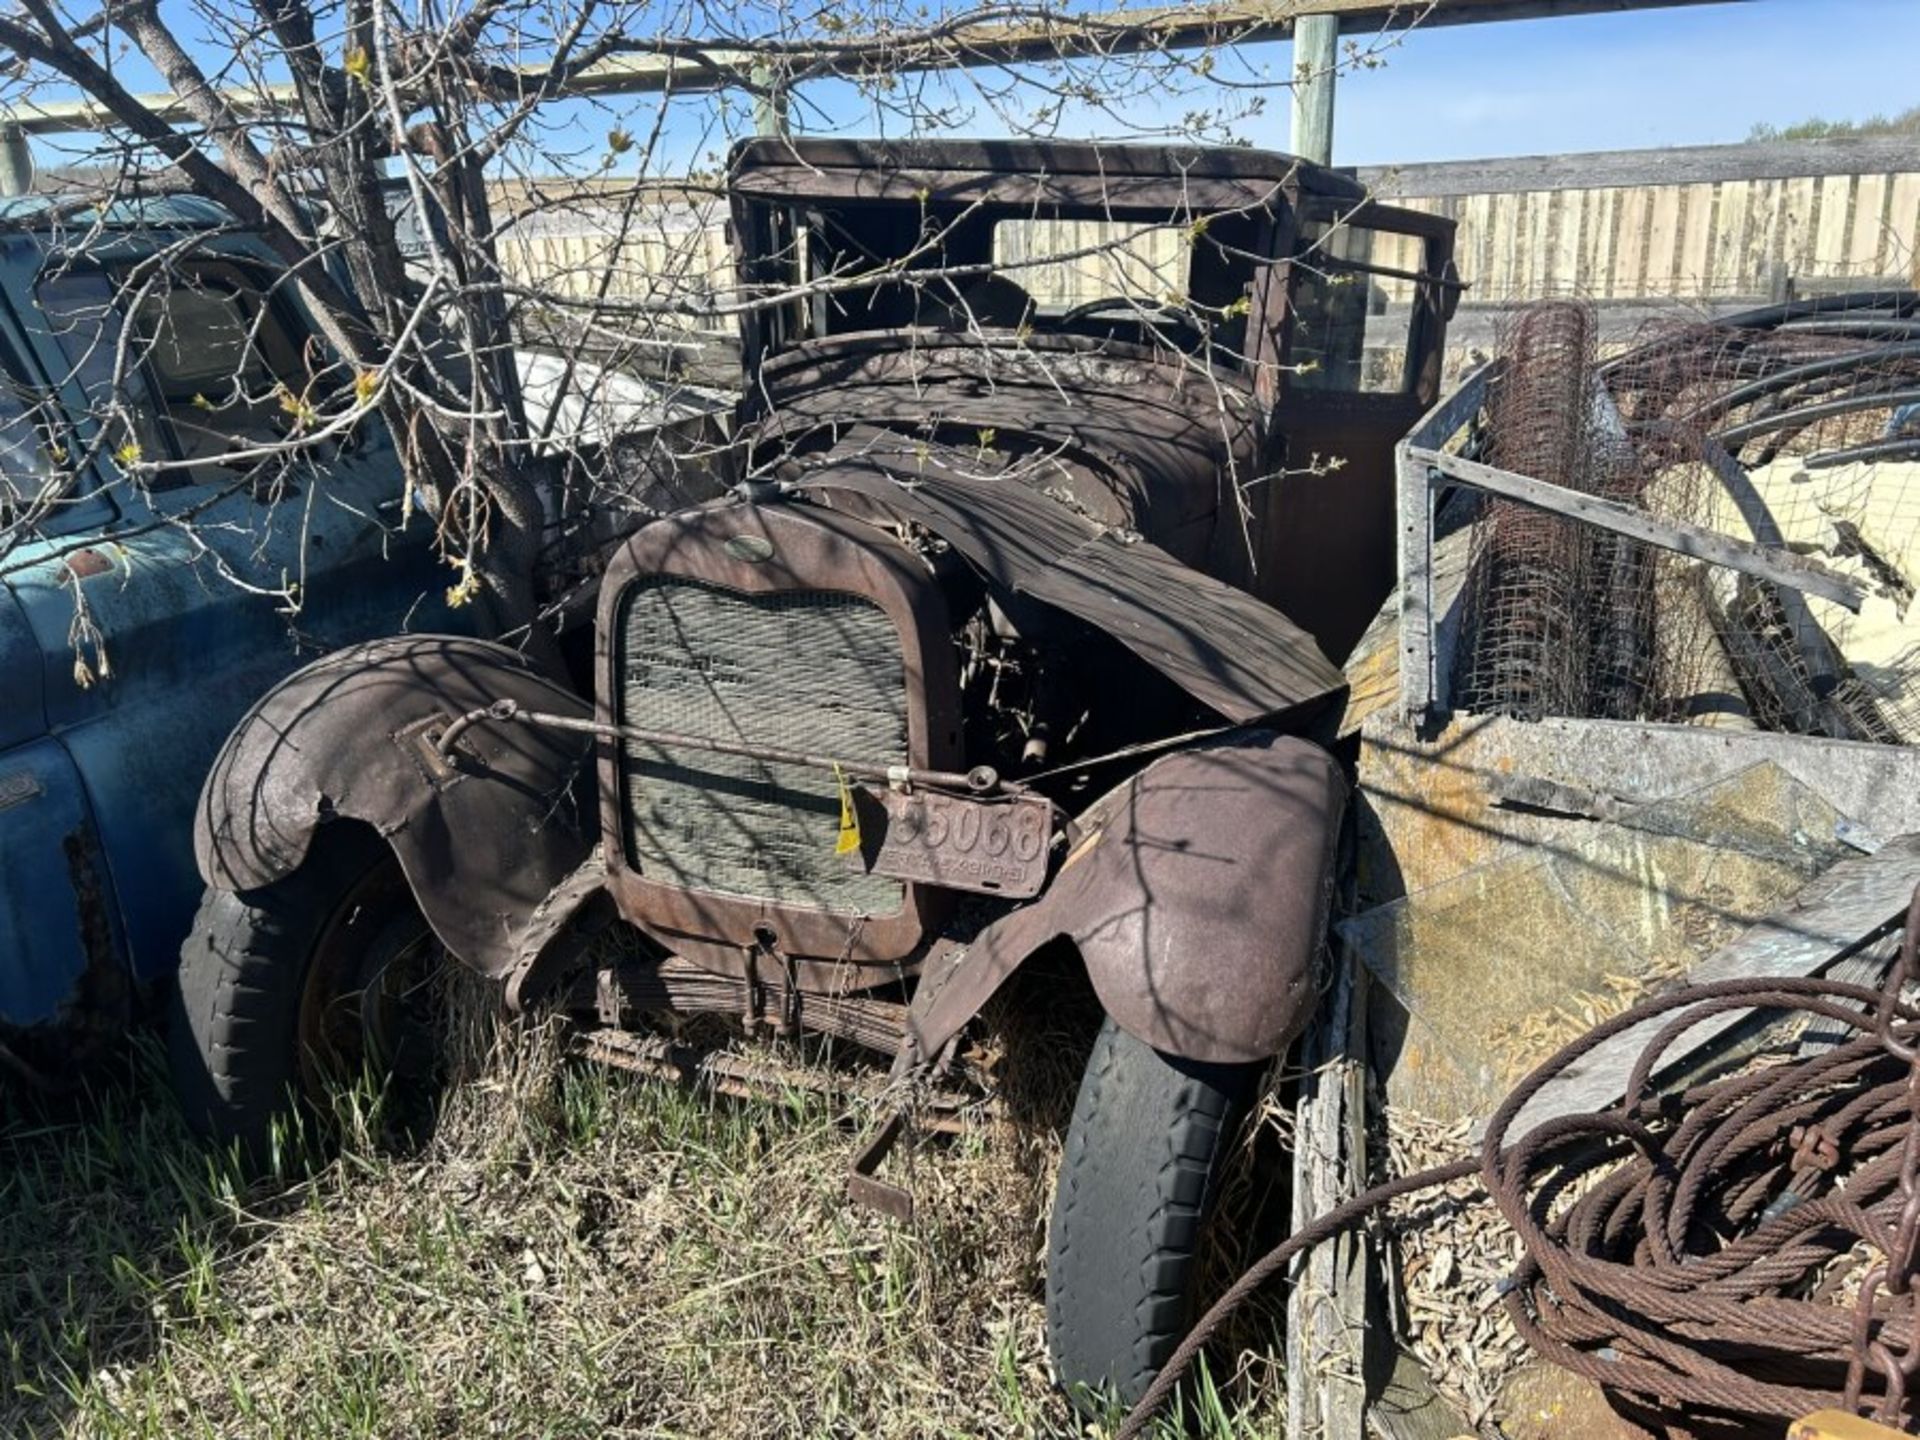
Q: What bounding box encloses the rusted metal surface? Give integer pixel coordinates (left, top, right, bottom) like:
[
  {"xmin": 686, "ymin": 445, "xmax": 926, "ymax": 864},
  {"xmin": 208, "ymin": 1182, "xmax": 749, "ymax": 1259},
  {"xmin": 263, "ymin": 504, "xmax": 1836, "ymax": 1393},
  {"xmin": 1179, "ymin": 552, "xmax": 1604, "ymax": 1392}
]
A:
[
  {"xmin": 0, "ymin": 819, "xmax": 129, "ymax": 1085},
  {"xmin": 576, "ymin": 1026, "xmax": 979, "ymax": 1134},
  {"xmin": 594, "ymin": 500, "xmax": 961, "ymax": 969},
  {"xmin": 794, "ymin": 437, "xmax": 1347, "ymax": 725},
  {"xmin": 727, "ymin": 136, "xmax": 1367, "ymax": 215},
  {"xmin": 1348, "ymin": 760, "xmax": 1862, "ymax": 1123},
  {"xmin": 852, "ymin": 786, "xmax": 1052, "ymax": 900},
  {"xmin": 751, "ymin": 337, "xmax": 1261, "ymax": 570},
  {"xmin": 194, "ymin": 636, "xmax": 595, "ymax": 978},
  {"xmin": 901, "ymin": 734, "xmax": 1346, "ymax": 1070}
]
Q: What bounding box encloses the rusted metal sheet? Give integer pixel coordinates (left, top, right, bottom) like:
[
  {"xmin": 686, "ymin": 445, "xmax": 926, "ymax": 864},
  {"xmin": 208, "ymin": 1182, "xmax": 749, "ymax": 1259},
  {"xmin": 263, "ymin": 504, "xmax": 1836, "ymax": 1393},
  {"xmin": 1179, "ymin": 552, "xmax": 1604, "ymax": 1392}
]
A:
[
  {"xmin": 853, "ymin": 786, "xmax": 1052, "ymax": 900},
  {"xmin": 901, "ymin": 734, "xmax": 1346, "ymax": 1069},
  {"xmin": 796, "ymin": 445, "xmax": 1346, "ymax": 725},
  {"xmin": 194, "ymin": 636, "xmax": 595, "ymax": 978},
  {"xmin": 754, "ymin": 338, "xmax": 1261, "ymax": 569},
  {"xmin": 1355, "ymin": 711, "xmax": 1920, "ymax": 907}
]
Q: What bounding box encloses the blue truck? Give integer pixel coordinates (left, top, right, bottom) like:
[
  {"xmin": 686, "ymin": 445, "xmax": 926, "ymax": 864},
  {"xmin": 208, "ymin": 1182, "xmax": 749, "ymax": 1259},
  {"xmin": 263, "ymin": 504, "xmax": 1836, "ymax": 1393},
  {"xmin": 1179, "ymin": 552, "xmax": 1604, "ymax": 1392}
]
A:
[{"xmin": 0, "ymin": 194, "xmax": 467, "ymax": 1081}]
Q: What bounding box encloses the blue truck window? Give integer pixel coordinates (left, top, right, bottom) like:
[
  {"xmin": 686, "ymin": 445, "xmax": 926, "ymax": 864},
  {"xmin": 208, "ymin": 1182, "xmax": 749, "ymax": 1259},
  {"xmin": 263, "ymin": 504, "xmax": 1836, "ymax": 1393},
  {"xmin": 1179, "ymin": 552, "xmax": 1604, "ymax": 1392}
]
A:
[
  {"xmin": 36, "ymin": 269, "xmax": 173, "ymax": 483},
  {"xmin": 123, "ymin": 262, "xmax": 318, "ymax": 486},
  {"xmin": 0, "ymin": 351, "xmax": 57, "ymax": 526}
]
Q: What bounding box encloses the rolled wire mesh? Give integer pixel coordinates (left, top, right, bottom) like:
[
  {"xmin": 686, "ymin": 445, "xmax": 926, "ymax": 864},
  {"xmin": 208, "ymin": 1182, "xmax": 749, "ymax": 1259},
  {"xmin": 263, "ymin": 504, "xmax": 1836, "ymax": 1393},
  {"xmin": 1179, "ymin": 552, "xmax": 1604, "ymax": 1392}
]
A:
[
  {"xmin": 1457, "ymin": 301, "xmax": 1603, "ymax": 720},
  {"xmin": 1606, "ymin": 294, "xmax": 1920, "ymax": 740},
  {"xmin": 1456, "ymin": 290, "xmax": 1920, "ymax": 735}
]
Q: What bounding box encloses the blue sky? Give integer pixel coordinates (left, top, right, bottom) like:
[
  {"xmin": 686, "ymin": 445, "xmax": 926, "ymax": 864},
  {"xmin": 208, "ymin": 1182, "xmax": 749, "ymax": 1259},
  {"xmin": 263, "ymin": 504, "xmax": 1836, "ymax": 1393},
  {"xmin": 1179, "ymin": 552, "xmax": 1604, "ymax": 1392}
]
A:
[
  {"xmin": 24, "ymin": 0, "xmax": 1920, "ymax": 176},
  {"xmin": 793, "ymin": 0, "xmax": 1920, "ymax": 165},
  {"xmin": 1327, "ymin": 0, "xmax": 1920, "ymax": 163}
]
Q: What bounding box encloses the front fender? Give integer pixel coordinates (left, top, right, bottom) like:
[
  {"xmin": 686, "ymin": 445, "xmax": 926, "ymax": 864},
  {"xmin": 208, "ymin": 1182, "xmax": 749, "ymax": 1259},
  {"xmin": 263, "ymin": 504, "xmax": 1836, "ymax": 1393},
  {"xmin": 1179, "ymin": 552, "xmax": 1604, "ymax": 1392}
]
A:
[
  {"xmin": 902, "ymin": 735, "xmax": 1346, "ymax": 1069},
  {"xmin": 194, "ymin": 636, "xmax": 595, "ymax": 977}
]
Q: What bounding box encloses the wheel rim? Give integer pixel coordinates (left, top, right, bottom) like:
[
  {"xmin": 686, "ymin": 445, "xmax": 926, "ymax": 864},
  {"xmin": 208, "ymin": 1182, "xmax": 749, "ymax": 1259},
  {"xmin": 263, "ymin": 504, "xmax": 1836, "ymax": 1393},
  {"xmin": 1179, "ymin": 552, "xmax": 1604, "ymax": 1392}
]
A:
[{"xmin": 294, "ymin": 859, "xmax": 442, "ymax": 1115}]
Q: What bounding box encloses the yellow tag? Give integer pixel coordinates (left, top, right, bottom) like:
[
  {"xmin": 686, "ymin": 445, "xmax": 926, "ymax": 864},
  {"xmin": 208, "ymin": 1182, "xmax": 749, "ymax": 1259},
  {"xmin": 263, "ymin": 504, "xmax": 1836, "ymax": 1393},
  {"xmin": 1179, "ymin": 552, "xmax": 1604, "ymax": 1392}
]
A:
[{"xmin": 834, "ymin": 764, "xmax": 861, "ymax": 856}]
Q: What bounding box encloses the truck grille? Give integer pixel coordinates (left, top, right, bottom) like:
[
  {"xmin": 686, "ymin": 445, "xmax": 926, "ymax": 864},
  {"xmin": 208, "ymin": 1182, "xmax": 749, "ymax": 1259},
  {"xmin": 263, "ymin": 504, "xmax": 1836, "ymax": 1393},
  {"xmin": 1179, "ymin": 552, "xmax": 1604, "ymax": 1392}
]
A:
[{"xmin": 615, "ymin": 577, "xmax": 908, "ymax": 914}]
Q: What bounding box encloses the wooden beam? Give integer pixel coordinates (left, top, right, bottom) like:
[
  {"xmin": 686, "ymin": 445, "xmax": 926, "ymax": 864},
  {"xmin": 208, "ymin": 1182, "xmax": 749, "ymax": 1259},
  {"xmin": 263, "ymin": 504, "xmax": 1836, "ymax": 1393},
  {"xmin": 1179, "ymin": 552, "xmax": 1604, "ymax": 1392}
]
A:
[
  {"xmin": 3, "ymin": 0, "xmax": 1751, "ymax": 137},
  {"xmin": 1362, "ymin": 133, "xmax": 1920, "ymax": 200},
  {"xmin": 1286, "ymin": 942, "xmax": 1370, "ymax": 1440},
  {"xmin": 0, "ymin": 122, "xmax": 31, "ymax": 195}
]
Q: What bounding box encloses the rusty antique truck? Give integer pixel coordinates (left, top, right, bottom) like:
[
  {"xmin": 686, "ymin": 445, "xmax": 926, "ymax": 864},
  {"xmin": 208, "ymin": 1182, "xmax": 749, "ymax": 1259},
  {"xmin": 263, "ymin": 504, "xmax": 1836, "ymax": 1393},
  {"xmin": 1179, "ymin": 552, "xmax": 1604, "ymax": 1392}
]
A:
[{"xmin": 170, "ymin": 137, "xmax": 1458, "ymax": 1407}]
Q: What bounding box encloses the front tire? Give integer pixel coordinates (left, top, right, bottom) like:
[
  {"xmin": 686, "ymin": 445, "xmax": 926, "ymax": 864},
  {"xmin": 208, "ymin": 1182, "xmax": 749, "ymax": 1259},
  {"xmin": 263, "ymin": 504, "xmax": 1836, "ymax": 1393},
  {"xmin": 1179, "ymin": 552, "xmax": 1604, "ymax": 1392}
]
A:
[
  {"xmin": 1045, "ymin": 1015, "xmax": 1263, "ymax": 1411},
  {"xmin": 168, "ymin": 823, "xmax": 444, "ymax": 1162}
]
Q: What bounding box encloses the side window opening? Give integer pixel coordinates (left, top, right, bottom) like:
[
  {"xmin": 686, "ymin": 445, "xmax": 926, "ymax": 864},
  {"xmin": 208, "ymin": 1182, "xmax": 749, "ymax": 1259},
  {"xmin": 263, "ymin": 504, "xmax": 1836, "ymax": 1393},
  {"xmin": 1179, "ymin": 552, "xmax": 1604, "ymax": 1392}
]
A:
[
  {"xmin": 125, "ymin": 261, "xmax": 317, "ymax": 487},
  {"xmin": 1288, "ymin": 218, "xmax": 1439, "ymax": 397},
  {"xmin": 0, "ymin": 346, "xmax": 60, "ymax": 530},
  {"xmin": 36, "ymin": 260, "xmax": 321, "ymax": 491},
  {"xmin": 36, "ymin": 269, "xmax": 172, "ymax": 483}
]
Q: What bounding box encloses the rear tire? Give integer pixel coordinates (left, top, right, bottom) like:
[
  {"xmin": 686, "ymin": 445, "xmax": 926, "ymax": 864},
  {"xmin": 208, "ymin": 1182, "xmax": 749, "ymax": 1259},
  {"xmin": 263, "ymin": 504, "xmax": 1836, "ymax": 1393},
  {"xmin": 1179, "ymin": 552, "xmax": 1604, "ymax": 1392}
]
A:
[
  {"xmin": 168, "ymin": 824, "xmax": 442, "ymax": 1163},
  {"xmin": 1045, "ymin": 1015, "xmax": 1263, "ymax": 1411}
]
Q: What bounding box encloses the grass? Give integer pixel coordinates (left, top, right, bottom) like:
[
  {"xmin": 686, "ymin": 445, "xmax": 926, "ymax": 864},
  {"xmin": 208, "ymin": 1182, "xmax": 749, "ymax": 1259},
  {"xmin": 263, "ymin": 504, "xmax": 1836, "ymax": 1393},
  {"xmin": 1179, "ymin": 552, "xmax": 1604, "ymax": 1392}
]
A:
[{"xmin": 2, "ymin": 998, "xmax": 1294, "ymax": 1440}]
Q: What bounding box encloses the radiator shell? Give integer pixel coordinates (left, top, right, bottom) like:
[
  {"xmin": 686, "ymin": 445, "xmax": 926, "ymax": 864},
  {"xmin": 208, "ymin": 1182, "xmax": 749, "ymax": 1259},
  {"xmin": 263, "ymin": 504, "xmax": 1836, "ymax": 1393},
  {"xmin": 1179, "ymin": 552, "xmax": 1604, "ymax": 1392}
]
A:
[{"xmin": 596, "ymin": 501, "xmax": 959, "ymax": 967}]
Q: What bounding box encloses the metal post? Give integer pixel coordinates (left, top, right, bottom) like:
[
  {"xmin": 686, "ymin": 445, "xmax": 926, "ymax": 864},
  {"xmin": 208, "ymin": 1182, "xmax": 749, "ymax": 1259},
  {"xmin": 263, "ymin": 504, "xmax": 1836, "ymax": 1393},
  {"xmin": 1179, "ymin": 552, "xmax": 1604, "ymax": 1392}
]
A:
[
  {"xmin": 1289, "ymin": 14, "xmax": 1338, "ymax": 165},
  {"xmin": 0, "ymin": 122, "xmax": 33, "ymax": 197}
]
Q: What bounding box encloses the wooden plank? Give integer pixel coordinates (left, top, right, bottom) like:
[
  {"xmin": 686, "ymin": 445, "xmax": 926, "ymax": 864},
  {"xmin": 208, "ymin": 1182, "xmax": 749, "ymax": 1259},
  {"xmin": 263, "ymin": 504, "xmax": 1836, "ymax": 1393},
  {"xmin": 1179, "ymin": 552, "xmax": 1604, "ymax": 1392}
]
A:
[
  {"xmin": 1286, "ymin": 945, "xmax": 1370, "ymax": 1440},
  {"xmin": 1410, "ymin": 447, "xmax": 1869, "ymax": 611},
  {"xmin": 1526, "ymin": 187, "xmax": 1554, "ymax": 296},
  {"xmin": 1371, "ymin": 1350, "xmax": 1478, "ymax": 1440},
  {"xmin": 1584, "ymin": 187, "xmax": 1618, "ymax": 297},
  {"xmin": 1780, "ymin": 175, "xmax": 1817, "ymax": 278},
  {"xmin": 1355, "ymin": 133, "xmax": 1920, "ymax": 199},
  {"xmin": 1397, "ymin": 360, "xmax": 1501, "ymax": 719},
  {"xmin": 1888, "ymin": 175, "xmax": 1920, "ymax": 282},
  {"xmin": 1813, "ymin": 174, "xmax": 1855, "ymax": 280},
  {"xmin": 1645, "ymin": 186, "xmax": 1683, "ymax": 296},
  {"xmin": 1489, "ymin": 190, "xmax": 1520, "ymax": 302},
  {"xmin": 1551, "ymin": 187, "xmax": 1585, "ymax": 298},
  {"xmin": 1678, "ymin": 182, "xmax": 1715, "ymax": 295},
  {"xmin": 1491, "ymin": 834, "xmax": 1920, "ymax": 1139},
  {"xmin": 1849, "ymin": 174, "xmax": 1891, "ymax": 277},
  {"xmin": 1711, "ymin": 179, "xmax": 1752, "ymax": 296},
  {"xmin": 1611, "ymin": 185, "xmax": 1652, "ymax": 298},
  {"xmin": 1749, "ymin": 179, "xmax": 1787, "ymax": 293}
]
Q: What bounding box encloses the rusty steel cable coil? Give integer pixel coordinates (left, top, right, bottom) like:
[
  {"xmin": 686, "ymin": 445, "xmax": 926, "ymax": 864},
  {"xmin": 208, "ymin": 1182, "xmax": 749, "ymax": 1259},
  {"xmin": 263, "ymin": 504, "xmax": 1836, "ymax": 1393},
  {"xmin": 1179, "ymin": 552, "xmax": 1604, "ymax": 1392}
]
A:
[{"xmin": 1118, "ymin": 892, "xmax": 1920, "ymax": 1440}]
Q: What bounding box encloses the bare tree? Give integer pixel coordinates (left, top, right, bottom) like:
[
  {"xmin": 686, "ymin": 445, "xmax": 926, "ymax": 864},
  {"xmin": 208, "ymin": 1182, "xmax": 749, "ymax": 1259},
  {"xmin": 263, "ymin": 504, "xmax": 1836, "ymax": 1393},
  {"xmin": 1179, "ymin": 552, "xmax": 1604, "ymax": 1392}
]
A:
[{"xmin": 0, "ymin": 0, "xmax": 1426, "ymax": 662}]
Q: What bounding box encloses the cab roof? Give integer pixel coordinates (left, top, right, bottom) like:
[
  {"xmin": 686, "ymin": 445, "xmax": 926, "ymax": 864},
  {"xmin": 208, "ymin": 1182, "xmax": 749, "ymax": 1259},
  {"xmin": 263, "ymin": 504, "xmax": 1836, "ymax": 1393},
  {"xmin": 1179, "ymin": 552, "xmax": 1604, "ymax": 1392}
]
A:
[
  {"xmin": 728, "ymin": 136, "xmax": 1369, "ymax": 212},
  {"xmin": 0, "ymin": 192, "xmax": 237, "ymax": 231}
]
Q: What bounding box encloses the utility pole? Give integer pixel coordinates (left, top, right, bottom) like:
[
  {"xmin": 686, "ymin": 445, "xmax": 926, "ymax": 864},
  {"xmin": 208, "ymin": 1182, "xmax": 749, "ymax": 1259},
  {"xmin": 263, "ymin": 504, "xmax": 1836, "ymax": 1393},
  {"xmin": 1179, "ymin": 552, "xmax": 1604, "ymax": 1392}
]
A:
[
  {"xmin": 1289, "ymin": 13, "xmax": 1338, "ymax": 165},
  {"xmin": 0, "ymin": 122, "xmax": 33, "ymax": 196}
]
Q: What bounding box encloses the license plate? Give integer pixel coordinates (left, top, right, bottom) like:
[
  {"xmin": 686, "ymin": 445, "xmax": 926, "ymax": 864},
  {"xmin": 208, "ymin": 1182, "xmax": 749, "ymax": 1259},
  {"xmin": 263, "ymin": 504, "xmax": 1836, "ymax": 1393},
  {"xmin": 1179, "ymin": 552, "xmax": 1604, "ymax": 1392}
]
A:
[{"xmin": 852, "ymin": 786, "xmax": 1051, "ymax": 899}]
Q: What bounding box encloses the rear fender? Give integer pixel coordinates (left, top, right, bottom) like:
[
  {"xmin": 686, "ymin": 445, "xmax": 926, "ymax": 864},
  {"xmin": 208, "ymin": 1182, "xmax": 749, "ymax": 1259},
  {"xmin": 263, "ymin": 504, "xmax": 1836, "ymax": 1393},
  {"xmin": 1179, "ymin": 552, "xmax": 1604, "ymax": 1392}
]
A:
[
  {"xmin": 194, "ymin": 636, "xmax": 596, "ymax": 978},
  {"xmin": 899, "ymin": 736, "xmax": 1346, "ymax": 1071}
]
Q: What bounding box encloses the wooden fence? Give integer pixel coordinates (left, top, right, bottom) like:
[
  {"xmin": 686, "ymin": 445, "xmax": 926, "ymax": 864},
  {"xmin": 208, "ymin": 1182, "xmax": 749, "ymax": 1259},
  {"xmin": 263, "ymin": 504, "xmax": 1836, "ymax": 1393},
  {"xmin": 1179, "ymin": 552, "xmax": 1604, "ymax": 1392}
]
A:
[
  {"xmin": 492, "ymin": 134, "xmax": 1920, "ymax": 335},
  {"xmin": 1357, "ymin": 134, "xmax": 1920, "ymax": 305}
]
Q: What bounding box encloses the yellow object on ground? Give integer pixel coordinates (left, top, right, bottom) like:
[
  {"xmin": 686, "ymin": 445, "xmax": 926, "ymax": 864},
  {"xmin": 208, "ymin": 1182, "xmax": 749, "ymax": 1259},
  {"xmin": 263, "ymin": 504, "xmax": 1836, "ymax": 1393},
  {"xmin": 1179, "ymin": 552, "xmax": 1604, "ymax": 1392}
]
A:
[{"xmin": 1789, "ymin": 1410, "xmax": 1914, "ymax": 1440}]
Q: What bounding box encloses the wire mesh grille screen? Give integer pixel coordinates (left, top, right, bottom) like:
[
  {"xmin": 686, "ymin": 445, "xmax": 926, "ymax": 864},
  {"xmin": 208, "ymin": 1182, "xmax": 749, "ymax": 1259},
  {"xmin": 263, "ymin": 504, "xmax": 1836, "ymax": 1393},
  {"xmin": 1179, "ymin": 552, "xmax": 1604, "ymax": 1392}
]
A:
[{"xmin": 616, "ymin": 577, "xmax": 908, "ymax": 914}]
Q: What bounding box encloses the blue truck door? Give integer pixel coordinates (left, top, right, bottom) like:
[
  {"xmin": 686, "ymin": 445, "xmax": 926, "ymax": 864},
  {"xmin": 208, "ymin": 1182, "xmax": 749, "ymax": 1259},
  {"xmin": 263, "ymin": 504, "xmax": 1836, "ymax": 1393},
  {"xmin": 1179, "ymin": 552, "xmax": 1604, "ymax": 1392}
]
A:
[
  {"xmin": 0, "ymin": 271, "xmax": 127, "ymax": 1061},
  {"xmin": 0, "ymin": 237, "xmax": 458, "ymax": 988}
]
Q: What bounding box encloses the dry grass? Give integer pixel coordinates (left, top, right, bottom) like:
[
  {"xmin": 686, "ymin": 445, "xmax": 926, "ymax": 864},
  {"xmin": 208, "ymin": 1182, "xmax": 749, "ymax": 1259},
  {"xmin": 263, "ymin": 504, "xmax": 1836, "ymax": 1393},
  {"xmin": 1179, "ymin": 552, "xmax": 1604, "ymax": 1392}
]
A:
[{"xmin": 2, "ymin": 992, "xmax": 1292, "ymax": 1439}]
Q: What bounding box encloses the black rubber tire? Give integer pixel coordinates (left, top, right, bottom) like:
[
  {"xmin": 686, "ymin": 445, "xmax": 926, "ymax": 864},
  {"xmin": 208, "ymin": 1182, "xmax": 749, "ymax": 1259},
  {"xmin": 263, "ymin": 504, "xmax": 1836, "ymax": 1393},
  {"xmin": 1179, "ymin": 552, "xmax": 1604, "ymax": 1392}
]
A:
[
  {"xmin": 1045, "ymin": 1015, "xmax": 1263, "ymax": 1412},
  {"xmin": 168, "ymin": 824, "xmax": 431, "ymax": 1162}
]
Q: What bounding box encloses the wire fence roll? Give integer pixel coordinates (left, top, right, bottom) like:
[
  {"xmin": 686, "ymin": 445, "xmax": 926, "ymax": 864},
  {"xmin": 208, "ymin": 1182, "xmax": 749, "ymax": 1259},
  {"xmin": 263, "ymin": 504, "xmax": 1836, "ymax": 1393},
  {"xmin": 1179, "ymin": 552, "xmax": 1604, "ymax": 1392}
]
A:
[{"xmin": 1120, "ymin": 888, "xmax": 1920, "ymax": 1440}]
